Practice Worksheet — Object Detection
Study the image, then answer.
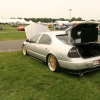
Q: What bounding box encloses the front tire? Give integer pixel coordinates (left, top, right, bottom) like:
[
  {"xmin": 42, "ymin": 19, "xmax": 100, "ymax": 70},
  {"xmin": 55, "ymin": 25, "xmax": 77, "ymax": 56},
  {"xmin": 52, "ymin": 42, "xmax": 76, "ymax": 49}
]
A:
[
  {"xmin": 48, "ymin": 55, "xmax": 60, "ymax": 72},
  {"xmin": 22, "ymin": 45, "xmax": 27, "ymax": 55}
]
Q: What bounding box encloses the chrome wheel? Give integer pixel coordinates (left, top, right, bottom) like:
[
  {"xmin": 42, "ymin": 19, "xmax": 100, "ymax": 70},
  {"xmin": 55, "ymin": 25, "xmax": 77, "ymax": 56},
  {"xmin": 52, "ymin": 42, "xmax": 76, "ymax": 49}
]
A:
[
  {"xmin": 48, "ymin": 55, "xmax": 60, "ymax": 72},
  {"xmin": 22, "ymin": 45, "xmax": 27, "ymax": 55}
]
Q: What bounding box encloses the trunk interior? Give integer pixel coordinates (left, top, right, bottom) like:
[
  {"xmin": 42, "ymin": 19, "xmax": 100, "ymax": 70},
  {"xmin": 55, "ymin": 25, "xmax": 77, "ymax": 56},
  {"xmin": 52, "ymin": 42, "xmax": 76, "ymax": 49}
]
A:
[{"xmin": 74, "ymin": 43, "xmax": 100, "ymax": 58}]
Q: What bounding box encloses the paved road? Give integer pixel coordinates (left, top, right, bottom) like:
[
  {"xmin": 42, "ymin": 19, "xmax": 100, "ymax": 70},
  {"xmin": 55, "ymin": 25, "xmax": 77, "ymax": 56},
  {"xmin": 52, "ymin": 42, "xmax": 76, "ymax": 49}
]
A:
[{"xmin": 0, "ymin": 39, "xmax": 25, "ymax": 52}]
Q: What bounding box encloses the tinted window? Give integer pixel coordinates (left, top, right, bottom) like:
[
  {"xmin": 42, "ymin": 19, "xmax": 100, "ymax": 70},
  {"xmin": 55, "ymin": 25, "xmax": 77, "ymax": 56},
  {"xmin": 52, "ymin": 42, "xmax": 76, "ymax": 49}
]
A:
[
  {"xmin": 38, "ymin": 34, "xmax": 52, "ymax": 44},
  {"xmin": 30, "ymin": 34, "xmax": 41, "ymax": 43},
  {"xmin": 56, "ymin": 34, "xmax": 68, "ymax": 44}
]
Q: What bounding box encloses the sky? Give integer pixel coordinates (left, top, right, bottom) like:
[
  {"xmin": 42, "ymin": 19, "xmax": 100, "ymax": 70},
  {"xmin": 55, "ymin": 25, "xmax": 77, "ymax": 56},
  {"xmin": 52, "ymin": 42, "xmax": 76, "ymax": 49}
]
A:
[{"xmin": 0, "ymin": 0, "xmax": 100, "ymax": 20}]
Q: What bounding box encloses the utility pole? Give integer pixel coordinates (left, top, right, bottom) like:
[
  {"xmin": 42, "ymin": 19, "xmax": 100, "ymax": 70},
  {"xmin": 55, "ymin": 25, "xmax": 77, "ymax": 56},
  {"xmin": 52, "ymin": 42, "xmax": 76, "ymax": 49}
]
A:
[{"xmin": 69, "ymin": 9, "xmax": 72, "ymax": 23}]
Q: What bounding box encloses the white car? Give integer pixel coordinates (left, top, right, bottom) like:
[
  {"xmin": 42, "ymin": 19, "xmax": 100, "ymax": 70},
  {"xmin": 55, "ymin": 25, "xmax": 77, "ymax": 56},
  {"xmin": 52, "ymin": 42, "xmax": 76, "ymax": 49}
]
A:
[{"xmin": 22, "ymin": 23, "xmax": 100, "ymax": 76}]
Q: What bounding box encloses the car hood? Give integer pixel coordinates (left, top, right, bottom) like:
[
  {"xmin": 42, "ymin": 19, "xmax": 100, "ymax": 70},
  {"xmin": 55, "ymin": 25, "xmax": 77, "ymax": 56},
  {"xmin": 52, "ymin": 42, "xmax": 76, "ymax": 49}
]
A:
[
  {"xmin": 25, "ymin": 23, "xmax": 50, "ymax": 39},
  {"xmin": 66, "ymin": 22, "xmax": 99, "ymax": 44}
]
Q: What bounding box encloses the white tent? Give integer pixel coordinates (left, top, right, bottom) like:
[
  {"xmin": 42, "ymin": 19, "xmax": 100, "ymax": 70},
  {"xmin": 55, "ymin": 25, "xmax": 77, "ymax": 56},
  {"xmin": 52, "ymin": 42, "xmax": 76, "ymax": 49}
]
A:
[
  {"xmin": 0, "ymin": 18, "xmax": 28, "ymax": 24},
  {"xmin": 54, "ymin": 21, "xmax": 70, "ymax": 25},
  {"xmin": 18, "ymin": 19, "xmax": 28, "ymax": 24},
  {"xmin": 37, "ymin": 21, "xmax": 42, "ymax": 24},
  {"xmin": 27, "ymin": 20, "xmax": 35, "ymax": 24},
  {"xmin": 25, "ymin": 23, "xmax": 50, "ymax": 39}
]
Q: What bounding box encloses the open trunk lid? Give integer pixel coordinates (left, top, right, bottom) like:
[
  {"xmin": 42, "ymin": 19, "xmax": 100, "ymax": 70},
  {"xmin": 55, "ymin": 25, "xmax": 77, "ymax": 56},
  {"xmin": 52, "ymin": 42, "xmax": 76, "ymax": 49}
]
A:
[
  {"xmin": 66, "ymin": 22, "xmax": 100, "ymax": 59},
  {"xmin": 66, "ymin": 22, "xmax": 99, "ymax": 45}
]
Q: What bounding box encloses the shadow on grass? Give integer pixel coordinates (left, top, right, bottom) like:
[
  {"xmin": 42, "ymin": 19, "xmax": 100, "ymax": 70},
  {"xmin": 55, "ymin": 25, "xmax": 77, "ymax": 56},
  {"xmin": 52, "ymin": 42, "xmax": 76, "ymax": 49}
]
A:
[
  {"xmin": 27, "ymin": 54, "xmax": 100, "ymax": 79},
  {"xmin": 60, "ymin": 67, "xmax": 100, "ymax": 78}
]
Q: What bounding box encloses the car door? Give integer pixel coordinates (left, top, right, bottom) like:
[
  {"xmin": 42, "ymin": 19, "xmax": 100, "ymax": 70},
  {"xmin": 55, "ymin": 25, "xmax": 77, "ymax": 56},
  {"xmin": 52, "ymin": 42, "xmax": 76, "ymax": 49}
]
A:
[
  {"xmin": 26, "ymin": 34, "xmax": 42, "ymax": 57},
  {"xmin": 34, "ymin": 34, "xmax": 52, "ymax": 62}
]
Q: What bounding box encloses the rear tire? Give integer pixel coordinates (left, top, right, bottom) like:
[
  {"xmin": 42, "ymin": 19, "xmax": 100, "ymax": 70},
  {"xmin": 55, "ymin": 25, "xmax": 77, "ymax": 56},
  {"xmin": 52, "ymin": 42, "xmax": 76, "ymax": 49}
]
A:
[
  {"xmin": 48, "ymin": 54, "xmax": 60, "ymax": 72},
  {"xmin": 22, "ymin": 45, "xmax": 27, "ymax": 56}
]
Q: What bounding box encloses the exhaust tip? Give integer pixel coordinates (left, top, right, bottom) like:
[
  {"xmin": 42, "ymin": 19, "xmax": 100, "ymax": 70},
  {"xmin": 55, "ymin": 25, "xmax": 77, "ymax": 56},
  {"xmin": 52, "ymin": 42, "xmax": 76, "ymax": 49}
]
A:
[{"xmin": 79, "ymin": 73, "xmax": 83, "ymax": 76}]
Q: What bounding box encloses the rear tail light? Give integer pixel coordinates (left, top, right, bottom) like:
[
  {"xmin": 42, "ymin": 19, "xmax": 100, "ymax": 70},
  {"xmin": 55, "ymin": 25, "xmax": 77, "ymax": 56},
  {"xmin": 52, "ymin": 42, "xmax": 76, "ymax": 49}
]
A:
[{"xmin": 68, "ymin": 47, "xmax": 80, "ymax": 58}]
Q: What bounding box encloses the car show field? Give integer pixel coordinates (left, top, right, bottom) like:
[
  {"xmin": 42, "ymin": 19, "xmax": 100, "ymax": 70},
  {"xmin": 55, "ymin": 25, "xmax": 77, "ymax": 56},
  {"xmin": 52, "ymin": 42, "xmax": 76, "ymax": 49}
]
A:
[{"xmin": 0, "ymin": 24, "xmax": 100, "ymax": 100}]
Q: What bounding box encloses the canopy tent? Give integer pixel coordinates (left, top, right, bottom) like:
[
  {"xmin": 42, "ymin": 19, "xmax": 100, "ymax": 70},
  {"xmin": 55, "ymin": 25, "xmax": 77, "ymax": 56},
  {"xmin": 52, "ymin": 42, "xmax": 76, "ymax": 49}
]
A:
[
  {"xmin": 54, "ymin": 21, "xmax": 70, "ymax": 25},
  {"xmin": 0, "ymin": 18, "xmax": 28, "ymax": 24},
  {"xmin": 26, "ymin": 20, "xmax": 35, "ymax": 24},
  {"xmin": 18, "ymin": 19, "xmax": 28, "ymax": 24},
  {"xmin": 37, "ymin": 21, "xmax": 42, "ymax": 24}
]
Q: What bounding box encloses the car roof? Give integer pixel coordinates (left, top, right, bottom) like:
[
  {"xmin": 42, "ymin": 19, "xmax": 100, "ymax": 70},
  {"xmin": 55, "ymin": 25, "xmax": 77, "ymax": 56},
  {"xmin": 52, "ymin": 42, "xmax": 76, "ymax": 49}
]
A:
[{"xmin": 42, "ymin": 31, "xmax": 66, "ymax": 36}]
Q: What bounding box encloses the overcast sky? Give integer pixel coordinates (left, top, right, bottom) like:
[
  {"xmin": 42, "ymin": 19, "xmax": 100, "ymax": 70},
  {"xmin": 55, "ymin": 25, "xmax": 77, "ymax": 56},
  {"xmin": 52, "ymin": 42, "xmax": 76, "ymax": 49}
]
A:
[{"xmin": 0, "ymin": 0, "xmax": 99, "ymax": 20}]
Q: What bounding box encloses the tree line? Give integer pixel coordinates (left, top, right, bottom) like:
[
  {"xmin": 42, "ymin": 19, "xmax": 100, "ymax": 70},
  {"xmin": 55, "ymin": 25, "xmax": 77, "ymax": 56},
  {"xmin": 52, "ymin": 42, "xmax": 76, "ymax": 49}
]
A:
[{"xmin": 24, "ymin": 17, "xmax": 84, "ymax": 23}]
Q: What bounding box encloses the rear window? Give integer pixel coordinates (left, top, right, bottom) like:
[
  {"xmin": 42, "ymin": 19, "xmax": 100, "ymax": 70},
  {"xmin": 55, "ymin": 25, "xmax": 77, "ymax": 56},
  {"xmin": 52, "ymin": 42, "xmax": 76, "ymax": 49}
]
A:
[{"xmin": 56, "ymin": 34, "xmax": 68, "ymax": 44}]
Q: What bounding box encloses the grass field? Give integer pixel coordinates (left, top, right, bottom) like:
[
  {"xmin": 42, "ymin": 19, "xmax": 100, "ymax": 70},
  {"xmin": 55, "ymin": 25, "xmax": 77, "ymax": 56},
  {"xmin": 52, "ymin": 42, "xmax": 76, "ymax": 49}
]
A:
[
  {"xmin": 0, "ymin": 51, "xmax": 100, "ymax": 100},
  {"xmin": 0, "ymin": 24, "xmax": 100, "ymax": 100},
  {"xmin": 0, "ymin": 24, "xmax": 26, "ymax": 41}
]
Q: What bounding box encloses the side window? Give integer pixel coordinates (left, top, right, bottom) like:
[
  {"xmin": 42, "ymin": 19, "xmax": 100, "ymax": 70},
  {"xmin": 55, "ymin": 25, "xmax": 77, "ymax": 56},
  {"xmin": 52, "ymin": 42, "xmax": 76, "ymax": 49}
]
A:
[
  {"xmin": 30, "ymin": 34, "xmax": 41, "ymax": 43},
  {"xmin": 38, "ymin": 34, "xmax": 52, "ymax": 44}
]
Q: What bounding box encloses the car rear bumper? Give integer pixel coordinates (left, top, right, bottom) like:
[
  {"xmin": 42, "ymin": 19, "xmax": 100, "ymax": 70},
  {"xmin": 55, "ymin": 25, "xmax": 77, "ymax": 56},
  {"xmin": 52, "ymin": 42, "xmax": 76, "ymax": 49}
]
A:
[
  {"xmin": 58, "ymin": 60, "xmax": 100, "ymax": 72},
  {"xmin": 61, "ymin": 65, "xmax": 100, "ymax": 75}
]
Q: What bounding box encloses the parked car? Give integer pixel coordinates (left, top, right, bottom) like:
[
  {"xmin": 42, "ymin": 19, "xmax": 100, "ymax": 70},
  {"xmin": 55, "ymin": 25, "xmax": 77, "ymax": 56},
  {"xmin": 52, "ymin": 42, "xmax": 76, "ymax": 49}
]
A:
[
  {"xmin": 22, "ymin": 23, "xmax": 100, "ymax": 76},
  {"xmin": 17, "ymin": 26, "xmax": 25, "ymax": 31},
  {"xmin": 54, "ymin": 24, "xmax": 63, "ymax": 30},
  {"xmin": 0, "ymin": 26, "xmax": 3, "ymax": 30},
  {"xmin": 46, "ymin": 24, "xmax": 51, "ymax": 28}
]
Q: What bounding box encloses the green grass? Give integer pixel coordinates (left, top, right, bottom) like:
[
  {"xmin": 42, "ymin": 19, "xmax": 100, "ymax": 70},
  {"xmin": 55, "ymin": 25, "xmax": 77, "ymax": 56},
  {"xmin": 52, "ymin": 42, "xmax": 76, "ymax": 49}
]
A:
[
  {"xmin": 0, "ymin": 32, "xmax": 26, "ymax": 41},
  {"xmin": 0, "ymin": 24, "xmax": 26, "ymax": 41},
  {"xmin": 0, "ymin": 51, "xmax": 100, "ymax": 100}
]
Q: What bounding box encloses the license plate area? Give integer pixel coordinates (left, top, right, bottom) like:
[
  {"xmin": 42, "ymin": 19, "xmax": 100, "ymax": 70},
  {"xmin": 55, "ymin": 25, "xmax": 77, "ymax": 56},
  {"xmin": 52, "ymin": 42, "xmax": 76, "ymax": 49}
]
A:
[{"xmin": 93, "ymin": 60, "xmax": 100, "ymax": 67}]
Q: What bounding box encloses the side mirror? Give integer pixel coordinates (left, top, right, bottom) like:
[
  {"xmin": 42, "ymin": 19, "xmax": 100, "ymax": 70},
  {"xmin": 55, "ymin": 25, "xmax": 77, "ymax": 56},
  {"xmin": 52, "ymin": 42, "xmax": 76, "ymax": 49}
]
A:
[{"xmin": 26, "ymin": 39, "xmax": 29, "ymax": 42}]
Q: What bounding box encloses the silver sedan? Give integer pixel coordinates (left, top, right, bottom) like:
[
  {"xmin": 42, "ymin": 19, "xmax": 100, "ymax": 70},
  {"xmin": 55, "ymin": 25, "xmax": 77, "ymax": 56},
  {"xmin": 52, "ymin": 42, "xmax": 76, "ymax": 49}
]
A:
[{"xmin": 22, "ymin": 23, "xmax": 100, "ymax": 75}]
